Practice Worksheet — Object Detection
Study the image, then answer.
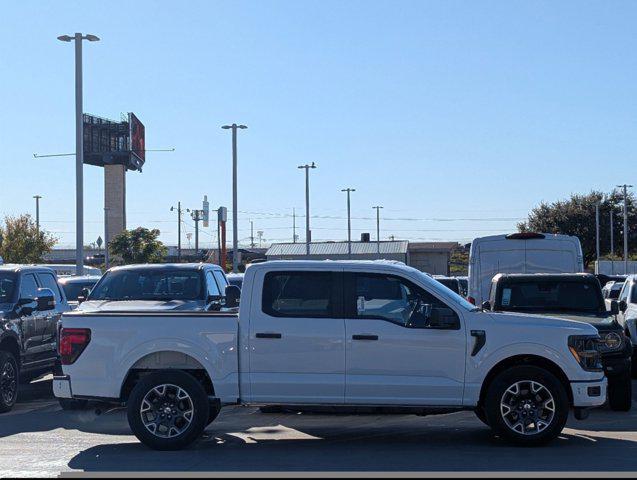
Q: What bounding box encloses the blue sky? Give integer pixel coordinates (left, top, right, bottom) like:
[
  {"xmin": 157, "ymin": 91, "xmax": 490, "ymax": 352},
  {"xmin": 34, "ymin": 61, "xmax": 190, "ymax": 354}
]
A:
[{"xmin": 1, "ymin": 0, "xmax": 636, "ymax": 248}]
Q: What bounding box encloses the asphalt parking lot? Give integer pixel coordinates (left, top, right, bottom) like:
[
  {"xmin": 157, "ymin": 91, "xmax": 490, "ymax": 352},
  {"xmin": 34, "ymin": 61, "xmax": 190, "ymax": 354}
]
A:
[{"xmin": 3, "ymin": 377, "xmax": 637, "ymax": 477}]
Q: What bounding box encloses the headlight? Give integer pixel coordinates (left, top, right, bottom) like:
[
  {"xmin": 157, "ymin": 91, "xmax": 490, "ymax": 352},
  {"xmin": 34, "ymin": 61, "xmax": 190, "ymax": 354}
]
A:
[{"xmin": 568, "ymin": 335, "xmax": 603, "ymax": 372}]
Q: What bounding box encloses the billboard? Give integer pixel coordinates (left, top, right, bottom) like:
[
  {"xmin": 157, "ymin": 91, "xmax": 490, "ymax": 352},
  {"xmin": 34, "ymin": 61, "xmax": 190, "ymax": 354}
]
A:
[{"xmin": 82, "ymin": 113, "xmax": 146, "ymax": 172}]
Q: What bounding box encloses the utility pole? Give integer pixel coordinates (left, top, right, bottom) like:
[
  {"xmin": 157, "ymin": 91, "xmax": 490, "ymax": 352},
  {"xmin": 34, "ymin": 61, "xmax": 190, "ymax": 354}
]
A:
[
  {"xmin": 189, "ymin": 209, "xmax": 202, "ymax": 255},
  {"xmin": 610, "ymin": 208, "xmax": 615, "ymax": 257},
  {"xmin": 257, "ymin": 230, "xmax": 264, "ymax": 248},
  {"xmin": 595, "ymin": 202, "xmax": 600, "ymax": 262},
  {"xmin": 341, "ymin": 188, "xmax": 356, "ymax": 258},
  {"xmin": 250, "ymin": 220, "xmax": 255, "ymax": 248},
  {"xmin": 617, "ymin": 184, "xmax": 633, "ymax": 274},
  {"xmin": 33, "ymin": 195, "xmax": 42, "ymax": 234},
  {"xmin": 298, "ymin": 163, "xmax": 317, "ymax": 256},
  {"xmin": 57, "ymin": 32, "xmax": 100, "ymax": 276},
  {"xmin": 104, "ymin": 207, "xmax": 110, "ymax": 269},
  {"xmin": 292, "ymin": 208, "xmax": 297, "ymax": 243},
  {"xmin": 373, "ymin": 205, "xmax": 383, "ymax": 256},
  {"xmin": 171, "ymin": 202, "xmax": 182, "ymax": 262},
  {"xmin": 221, "ymin": 123, "xmax": 247, "ymax": 273}
]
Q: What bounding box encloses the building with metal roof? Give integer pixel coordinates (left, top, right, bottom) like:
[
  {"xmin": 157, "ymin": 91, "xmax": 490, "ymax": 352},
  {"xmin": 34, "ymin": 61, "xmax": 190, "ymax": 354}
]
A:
[{"xmin": 266, "ymin": 241, "xmax": 409, "ymax": 262}]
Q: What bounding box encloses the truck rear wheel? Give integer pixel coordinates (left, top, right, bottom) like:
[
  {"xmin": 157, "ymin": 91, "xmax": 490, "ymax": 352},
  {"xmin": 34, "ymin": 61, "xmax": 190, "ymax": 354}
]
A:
[
  {"xmin": 0, "ymin": 351, "xmax": 18, "ymax": 413},
  {"xmin": 127, "ymin": 371, "xmax": 209, "ymax": 450},
  {"xmin": 485, "ymin": 366, "xmax": 568, "ymax": 446}
]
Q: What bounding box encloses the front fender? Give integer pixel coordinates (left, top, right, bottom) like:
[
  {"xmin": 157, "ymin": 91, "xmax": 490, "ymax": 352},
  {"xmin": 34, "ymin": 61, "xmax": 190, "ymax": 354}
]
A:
[{"xmin": 463, "ymin": 341, "xmax": 594, "ymax": 406}]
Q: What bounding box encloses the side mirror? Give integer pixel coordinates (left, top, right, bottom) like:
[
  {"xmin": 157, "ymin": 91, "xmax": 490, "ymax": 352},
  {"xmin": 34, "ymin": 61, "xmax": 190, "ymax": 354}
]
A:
[
  {"xmin": 224, "ymin": 285, "xmax": 241, "ymax": 309},
  {"xmin": 481, "ymin": 300, "xmax": 491, "ymax": 311},
  {"xmin": 425, "ymin": 306, "xmax": 459, "ymax": 330},
  {"xmin": 620, "ymin": 300, "xmax": 628, "ymax": 313},
  {"xmin": 77, "ymin": 287, "xmax": 90, "ymax": 304},
  {"xmin": 35, "ymin": 288, "xmax": 56, "ymax": 311},
  {"xmin": 610, "ymin": 300, "xmax": 620, "ymax": 315}
]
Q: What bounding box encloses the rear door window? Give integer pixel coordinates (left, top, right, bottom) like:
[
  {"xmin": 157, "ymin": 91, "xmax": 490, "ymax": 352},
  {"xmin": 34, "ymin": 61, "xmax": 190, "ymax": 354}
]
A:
[
  {"xmin": 262, "ymin": 271, "xmax": 334, "ymax": 318},
  {"xmin": 19, "ymin": 274, "xmax": 38, "ymax": 301}
]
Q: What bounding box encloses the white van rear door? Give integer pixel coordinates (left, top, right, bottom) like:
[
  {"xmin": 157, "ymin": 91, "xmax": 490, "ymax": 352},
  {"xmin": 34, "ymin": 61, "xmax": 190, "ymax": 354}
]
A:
[
  {"xmin": 525, "ymin": 238, "xmax": 580, "ymax": 273},
  {"xmin": 477, "ymin": 248, "xmax": 525, "ymax": 304}
]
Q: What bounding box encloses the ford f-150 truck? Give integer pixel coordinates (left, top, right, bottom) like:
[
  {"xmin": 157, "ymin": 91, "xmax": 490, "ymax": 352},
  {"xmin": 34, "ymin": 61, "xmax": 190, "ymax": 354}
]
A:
[{"xmin": 54, "ymin": 260, "xmax": 607, "ymax": 450}]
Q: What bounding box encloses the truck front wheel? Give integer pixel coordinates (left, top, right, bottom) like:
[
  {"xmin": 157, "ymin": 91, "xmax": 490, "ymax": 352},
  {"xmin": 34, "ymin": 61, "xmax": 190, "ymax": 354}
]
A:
[
  {"xmin": 127, "ymin": 371, "xmax": 209, "ymax": 450},
  {"xmin": 484, "ymin": 366, "xmax": 569, "ymax": 446},
  {"xmin": 0, "ymin": 351, "xmax": 18, "ymax": 413}
]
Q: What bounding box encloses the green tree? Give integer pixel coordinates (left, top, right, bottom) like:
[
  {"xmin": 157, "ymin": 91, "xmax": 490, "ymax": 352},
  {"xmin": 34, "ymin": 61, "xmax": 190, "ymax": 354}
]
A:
[
  {"xmin": 0, "ymin": 214, "xmax": 57, "ymax": 263},
  {"xmin": 518, "ymin": 191, "xmax": 637, "ymax": 267},
  {"xmin": 109, "ymin": 227, "xmax": 167, "ymax": 265}
]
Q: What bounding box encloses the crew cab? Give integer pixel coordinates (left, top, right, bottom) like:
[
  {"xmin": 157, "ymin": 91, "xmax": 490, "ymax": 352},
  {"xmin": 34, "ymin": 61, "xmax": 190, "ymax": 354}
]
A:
[
  {"xmin": 76, "ymin": 263, "xmax": 231, "ymax": 312},
  {"xmin": 0, "ymin": 265, "xmax": 71, "ymax": 412},
  {"xmin": 483, "ymin": 273, "xmax": 632, "ymax": 411},
  {"xmin": 54, "ymin": 260, "xmax": 607, "ymax": 450}
]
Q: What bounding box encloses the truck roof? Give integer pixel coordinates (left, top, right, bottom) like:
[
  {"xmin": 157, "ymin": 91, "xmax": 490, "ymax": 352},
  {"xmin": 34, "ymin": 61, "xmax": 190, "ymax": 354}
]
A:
[
  {"xmin": 0, "ymin": 264, "xmax": 57, "ymax": 274},
  {"xmin": 107, "ymin": 263, "xmax": 223, "ymax": 272},
  {"xmin": 492, "ymin": 272, "xmax": 596, "ymax": 282}
]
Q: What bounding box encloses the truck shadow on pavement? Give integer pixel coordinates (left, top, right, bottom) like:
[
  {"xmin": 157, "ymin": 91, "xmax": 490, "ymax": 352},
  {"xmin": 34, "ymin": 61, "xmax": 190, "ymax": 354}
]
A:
[{"xmin": 5, "ymin": 379, "xmax": 637, "ymax": 472}]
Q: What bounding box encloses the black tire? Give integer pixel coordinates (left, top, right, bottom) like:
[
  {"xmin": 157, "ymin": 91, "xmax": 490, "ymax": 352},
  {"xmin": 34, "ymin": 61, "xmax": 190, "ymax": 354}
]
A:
[
  {"xmin": 59, "ymin": 398, "xmax": 89, "ymax": 411},
  {"xmin": 0, "ymin": 351, "xmax": 19, "ymax": 413},
  {"xmin": 484, "ymin": 366, "xmax": 569, "ymax": 446},
  {"xmin": 127, "ymin": 370, "xmax": 209, "ymax": 450},
  {"xmin": 474, "ymin": 405, "xmax": 489, "ymax": 426},
  {"xmin": 608, "ymin": 372, "xmax": 632, "ymax": 412}
]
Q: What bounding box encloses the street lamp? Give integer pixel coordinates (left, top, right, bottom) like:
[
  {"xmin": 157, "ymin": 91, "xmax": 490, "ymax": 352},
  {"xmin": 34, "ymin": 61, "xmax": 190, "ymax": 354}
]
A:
[
  {"xmin": 373, "ymin": 205, "xmax": 383, "ymax": 256},
  {"xmin": 58, "ymin": 32, "xmax": 100, "ymax": 276},
  {"xmin": 222, "ymin": 124, "xmax": 247, "ymax": 273},
  {"xmin": 33, "ymin": 195, "xmax": 42, "ymax": 234},
  {"xmin": 341, "ymin": 188, "xmax": 356, "ymax": 258},
  {"xmin": 298, "ymin": 163, "xmax": 317, "ymax": 256}
]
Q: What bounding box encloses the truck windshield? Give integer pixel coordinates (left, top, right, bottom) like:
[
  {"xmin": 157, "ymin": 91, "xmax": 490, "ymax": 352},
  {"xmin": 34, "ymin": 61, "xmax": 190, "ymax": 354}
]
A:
[
  {"xmin": 0, "ymin": 273, "xmax": 17, "ymax": 303},
  {"xmin": 88, "ymin": 270, "xmax": 204, "ymax": 301},
  {"xmin": 496, "ymin": 280, "xmax": 604, "ymax": 313}
]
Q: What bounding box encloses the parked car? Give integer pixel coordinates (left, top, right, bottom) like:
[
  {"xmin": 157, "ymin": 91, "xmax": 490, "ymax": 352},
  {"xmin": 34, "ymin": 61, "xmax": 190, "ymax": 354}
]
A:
[
  {"xmin": 456, "ymin": 276, "xmax": 468, "ymax": 297},
  {"xmin": 57, "ymin": 275, "xmax": 102, "ymax": 310},
  {"xmin": 0, "ymin": 265, "xmax": 71, "ymax": 412},
  {"xmin": 483, "ymin": 273, "xmax": 632, "ymax": 411},
  {"xmin": 433, "ymin": 276, "xmax": 461, "ymax": 294},
  {"xmin": 468, "ymin": 232, "xmax": 584, "ymax": 306},
  {"xmin": 596, "ymin": 274, "xmax": 628, "ymax": 289},
  {"xmin": 226, "ymin": 273, "xmax": 244, "ymax": 289},
  {"xmin": 37, "ymin": 264, "xmax": 102, "ymax": 277},
  {"xmin": 55, "ymin": 260, "xmax": 606, "ymax": 450},
  {"xmin": 78, "ymin": 263, "xmax": 232, "ymax": 312},
  {"xmin": 614, "ymin": 275, "xmax": 637, "ymax": 372}
]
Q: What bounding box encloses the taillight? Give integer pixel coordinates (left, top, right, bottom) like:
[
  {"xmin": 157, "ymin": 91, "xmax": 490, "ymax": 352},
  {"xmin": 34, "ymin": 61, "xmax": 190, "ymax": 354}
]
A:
[
  {"xmin": 59, "ymin": 328, "xmax": 91, "ymax": 365},
  {"xmin": 468, "ymin": 296, "xmax": 476, "ymax": 305}
]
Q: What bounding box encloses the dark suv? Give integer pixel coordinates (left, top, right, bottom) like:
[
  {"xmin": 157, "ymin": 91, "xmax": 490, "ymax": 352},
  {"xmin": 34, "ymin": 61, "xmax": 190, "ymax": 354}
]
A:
[
  {"xmin": 484, "ymin": 273, "xmax": 632, "ymax": 411},
  {"xmin": 0, "ymin": 265, "xmax": 70, "ymax": 412}
]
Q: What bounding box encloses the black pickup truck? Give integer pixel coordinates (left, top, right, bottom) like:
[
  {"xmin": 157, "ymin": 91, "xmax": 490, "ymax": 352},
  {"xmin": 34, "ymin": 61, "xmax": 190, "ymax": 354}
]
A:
[
  {"xmin": 0, "ymin": 265, "xmax": 71, "ymax": 412},
  {"xmin": 484, "ymin": 273, "xmax": 632, "ymax": 411}
]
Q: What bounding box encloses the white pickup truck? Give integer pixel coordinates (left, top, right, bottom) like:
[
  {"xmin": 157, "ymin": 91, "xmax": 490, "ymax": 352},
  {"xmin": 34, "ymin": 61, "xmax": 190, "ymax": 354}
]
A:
[{"xmin": 54, "ymin": 260, "xmax": 607, "ymax": 450}]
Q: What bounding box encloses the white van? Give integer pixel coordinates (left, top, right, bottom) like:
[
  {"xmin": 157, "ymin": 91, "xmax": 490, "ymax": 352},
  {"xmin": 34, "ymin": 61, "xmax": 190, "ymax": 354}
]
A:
[{"xmin": 467, "ymin": 233, "xmax": 584, "ymax": 305}]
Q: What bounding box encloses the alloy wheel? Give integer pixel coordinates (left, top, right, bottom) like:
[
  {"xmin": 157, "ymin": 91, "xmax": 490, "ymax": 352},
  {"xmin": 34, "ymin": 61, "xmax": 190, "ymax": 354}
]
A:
[
  {"xmin": 500, "ymin": 380, "xmax": 555, "ymax": 435},
  {"xmin": 140, "ymin": 384, "xmax": 194, "ymax": 438}
]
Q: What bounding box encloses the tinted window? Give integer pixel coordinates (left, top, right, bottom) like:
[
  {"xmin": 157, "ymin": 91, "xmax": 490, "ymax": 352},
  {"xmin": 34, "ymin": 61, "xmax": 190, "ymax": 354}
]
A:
[
  {"xmin": 89, "ymin": 270, "xmax": 204, "ymax": 301},
  {"xmin": 213, "ymin": 271, "xmax": 228, "ymax": 290},
  {"xmin": 496, "ymin": 281, "xmax": 603, "ymax": 313},
  {"xmin": 19, "ymin": 274, "xmax": 38, "ymax": 300},
  {"xmin": 619, "ymin": 282, "xmax": 630, "ymax": 303},
  {"xmin": 353, "ymin": 274, "xmax": 459, "ymax": 329},
  {"xmin": 37, "ymin": 273, "xmax": 63, "ymax": 302},
  {"xmin": 262, "ymin": 271, "xmax": 333, "ymax": 317},
  {"xmin": 0, "ymin": 273, "xmax": 17, "ymax": 303},
  {"xmin": 435, "ymin": 278, "xmax": 460, "ymax": 294},
  {"xmin": 205, "ymin": 271, "xmax": 221, "ymax": 297},
  {"xmin": 228, "ymin": 277, "xmax": 243, "ymax": 288},
  {"xmin": 62, "ymin": 280, "xmax": 98, "ymax": 301}
]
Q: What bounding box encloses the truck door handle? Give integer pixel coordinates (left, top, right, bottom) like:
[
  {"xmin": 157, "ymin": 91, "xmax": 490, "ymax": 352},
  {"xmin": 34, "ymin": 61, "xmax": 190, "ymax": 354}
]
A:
[
  {"xmin": 256, "ymin": 333, "xmax": 282, "ymax": 339},
  {"xmin": 352, "ymin": 334, "xmax": 379, "ymax": 341}
]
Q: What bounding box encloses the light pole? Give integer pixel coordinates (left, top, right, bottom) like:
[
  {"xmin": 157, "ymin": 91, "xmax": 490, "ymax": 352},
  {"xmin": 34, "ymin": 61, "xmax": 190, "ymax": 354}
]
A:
[
  {"xmin": 222, "ymin": 124, "xmax": 247, "ymax": 273},
  {"xmin": 595, "ymin": 201, "xmax": 600, "ymax": 262},
  {"xmin": 33, "ymin": 195, "xmax": 42, "ymax": 234},
  {"xmin": 188, "ymin": 208, "xmax": 203, "ymax": 256},
  {"xmin": 298, "ymin": 163, "xmax": 317, "ymax": 256},
  {"xmin": 104, "ymin": 207, "xmax": 110, "ymax": 269},
  {"xmin": 171, "ymin": 202, "xmax": 182, "ymax": 262},
  {"xmin": 373, "ymin": 205, "xmax": 383, "ymax": 256},
  {"xmin": 58, "ymin": 33, "xmax": 99, "ymax": 276},
  {"xmin": 341, "ymin": 188, "xmax": 356, "ymax": 258},
  {"xmin": 618, "ymin": 184, "xmax": 633, "ymax": 274}
]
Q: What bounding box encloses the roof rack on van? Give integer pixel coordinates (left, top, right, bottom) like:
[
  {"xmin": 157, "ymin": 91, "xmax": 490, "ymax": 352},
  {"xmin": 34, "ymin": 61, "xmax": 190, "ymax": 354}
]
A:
[{"xmin": 505, "ymin": 232, "xmax": 546, "ymax": 240}]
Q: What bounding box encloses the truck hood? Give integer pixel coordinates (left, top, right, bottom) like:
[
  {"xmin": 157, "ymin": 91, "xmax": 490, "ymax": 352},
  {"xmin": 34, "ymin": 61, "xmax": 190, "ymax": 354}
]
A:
[
  {"xmin": 489, "ymin": 311, "xmax": 599, "ymax": 335},
  {"xmin": 525, "ymin": 312, "xmax": 616, "ymax": 328},
  {"xmin": 77, "ymin": 299, "xmax": 205, "ymax": 312}
]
